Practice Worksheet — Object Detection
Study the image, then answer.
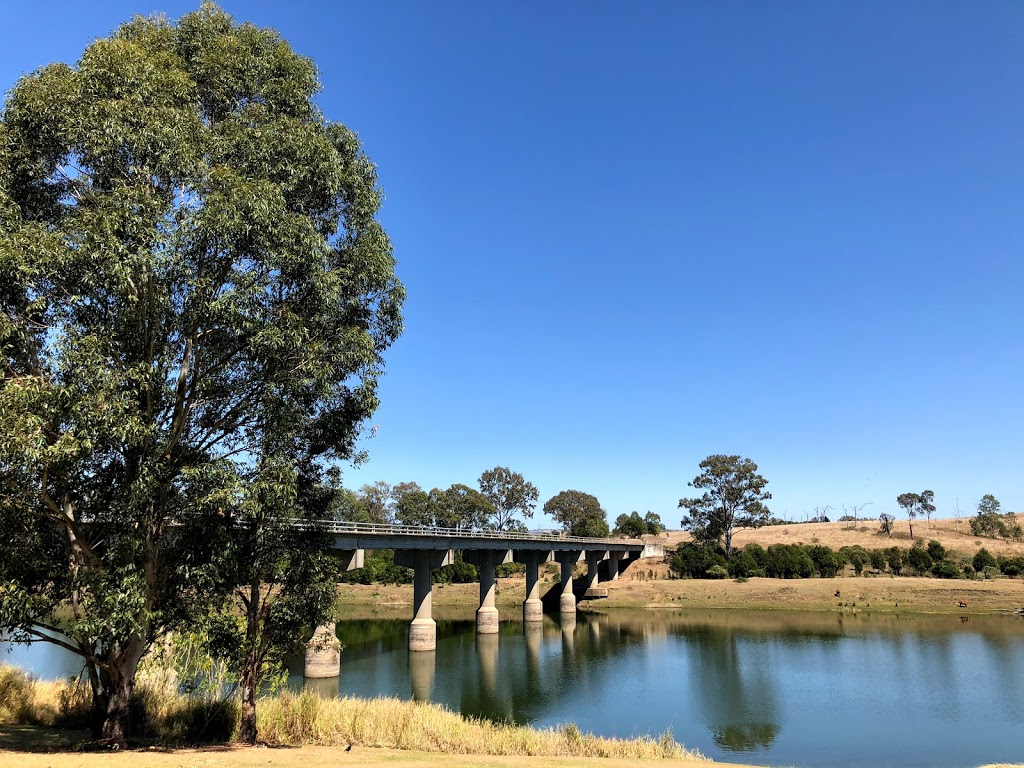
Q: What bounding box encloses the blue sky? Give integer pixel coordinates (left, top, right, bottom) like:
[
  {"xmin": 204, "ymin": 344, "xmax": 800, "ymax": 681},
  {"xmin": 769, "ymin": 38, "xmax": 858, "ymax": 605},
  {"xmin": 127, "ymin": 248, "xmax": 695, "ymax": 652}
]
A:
[{"xmin": 3, "ymin": 2, "xmax": 1022, "ymax": 526}]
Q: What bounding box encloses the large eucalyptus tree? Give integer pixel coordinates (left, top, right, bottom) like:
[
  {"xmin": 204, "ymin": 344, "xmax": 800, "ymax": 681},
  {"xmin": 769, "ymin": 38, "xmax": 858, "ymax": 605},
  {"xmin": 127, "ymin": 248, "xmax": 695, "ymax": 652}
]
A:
[{"xmin": 0, "ymin": 3, "xmax": 403, "ymax": 741}]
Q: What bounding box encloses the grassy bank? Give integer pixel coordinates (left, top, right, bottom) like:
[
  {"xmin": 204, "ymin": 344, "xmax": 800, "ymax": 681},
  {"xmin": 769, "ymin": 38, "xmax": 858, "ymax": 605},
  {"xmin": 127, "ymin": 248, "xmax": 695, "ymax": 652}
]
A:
[{"xmin": 0, "ymin": 665, "xmax": 703, "ymax": 760}]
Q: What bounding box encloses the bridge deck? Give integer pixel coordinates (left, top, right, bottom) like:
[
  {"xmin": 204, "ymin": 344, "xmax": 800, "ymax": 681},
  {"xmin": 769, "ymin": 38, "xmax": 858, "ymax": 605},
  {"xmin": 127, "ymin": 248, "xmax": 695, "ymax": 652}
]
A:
[{"xmin": 324, "ymin": 521, "xmax": 645, "ymax": 553}]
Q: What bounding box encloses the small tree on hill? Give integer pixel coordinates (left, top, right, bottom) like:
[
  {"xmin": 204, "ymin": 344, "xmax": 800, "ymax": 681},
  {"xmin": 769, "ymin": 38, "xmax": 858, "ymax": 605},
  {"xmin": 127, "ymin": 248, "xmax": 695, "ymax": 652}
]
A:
[
  {"xmin": 879, "ymin": 513, "xmax": 895, "ymax": 537},
  {"xmin": 679, "ymin": 455, "xmax": 771, "ymax": 560},
  {"xmin": 896, "ymin": 490, "xmax": 934, "ymax": 538}
]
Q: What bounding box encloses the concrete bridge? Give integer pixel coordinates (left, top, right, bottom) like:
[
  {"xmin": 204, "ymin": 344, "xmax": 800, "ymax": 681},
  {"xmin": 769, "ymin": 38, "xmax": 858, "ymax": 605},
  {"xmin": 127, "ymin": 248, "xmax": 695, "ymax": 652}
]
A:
[{"xmin": 305, "ymin": 522, "xmax": 661, "ymax": 676}]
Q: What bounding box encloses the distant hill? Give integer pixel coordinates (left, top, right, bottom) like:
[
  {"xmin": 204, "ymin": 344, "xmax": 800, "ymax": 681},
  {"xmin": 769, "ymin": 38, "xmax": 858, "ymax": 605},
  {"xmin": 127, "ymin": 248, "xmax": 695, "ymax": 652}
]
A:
[{"xmin": 660, "ymin": 516, "xmax": 1024, "ymax": 557}]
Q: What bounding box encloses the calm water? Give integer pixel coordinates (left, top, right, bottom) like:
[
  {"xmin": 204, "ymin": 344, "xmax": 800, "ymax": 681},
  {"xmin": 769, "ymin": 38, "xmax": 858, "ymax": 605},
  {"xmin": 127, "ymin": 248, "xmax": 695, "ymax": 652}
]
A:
[{"xmin": 5, "ymin": 609, "xmax": 1024, "ymax": 767}]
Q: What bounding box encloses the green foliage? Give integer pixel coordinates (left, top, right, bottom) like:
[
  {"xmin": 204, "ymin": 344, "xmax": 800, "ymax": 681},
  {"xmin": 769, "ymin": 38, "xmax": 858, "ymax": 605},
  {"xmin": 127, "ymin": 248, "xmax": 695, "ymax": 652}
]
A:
[
  {"xmin": 544, "ymin": 490, "xmax": 609, "ymax": 538},
  {"xmin": 678, "ymin": 455, "xmax": 771, "ymax": 560},
  {"xmin": 706, "ymin": 565, "xmax": 729, "ymax": 579},
  {"xmin": 804, "ymin": 545, "xmax": 842, "ymax": 578},
  {"xmin": 869, "ymin": 549, "xmax": 888, "ymax": 573},
  {"xmin": 764, "ymin": 544, "xmax": 814, "ymax": 579},
  {"xmin": 926, "ymin": 540, "xmax": 946, "ymax": 563},
  {"xmin": 727, "ymin": 548, "xmax": 763, "ymax": 578},
  {"xmin": 878, "ymin": 513, "xmax": 896, "ymax": 536},
  {"xmin": 982, "ymin": 566, "xmax": 1002, "ymax": 580},
  {"xmin": 896, "ymin": 490, "xmax": 935, "ymax": 537},
  {"xmin": 998, "ymin": 556, "xmax": 1024, "ymax": 577},
  {"xmin": 613, "ymin": 511, "xmax": 665, "ymax": 537},
  {"xmin": 433, "ymin": 552, "xmax": 478, "ymax": 584},
  {"xmin": 742, "ymin": 543, "xmax": 768, "ymax": 569},
  {"xmin": 669, "ymin": 542, "xmax": 727, "ymax": 579},
  {"xmin": 931, "ymin": 561, "xmax": 961, "ymax": 579},
  {"xmin": 906, "ymin": 544, "xmax": 933, "ymax": 574},
  {"xmin": 973, "ymin": 547, "xmax": 997, "ymax": 572},
  {"xmin": 886, "ymin": 547, "xmax": 904, "ymax": 575},
  {"xmin": 0, "ymin": 3, "xmax": 403, "ymax": 742},
  {"xmin": 969, "ymin": 494, "xmax": 1013, "ymax": 539},
  {"xmin": 839, "ymin": 545, "xmax": 870, "ymax": 575},
  {"xmin": 478, "ymin": 467, "xmax": 539, "ymax": 531},
  {"xmin": 337, "ymin": 550, "xmax": 412, "ymax": 585}
]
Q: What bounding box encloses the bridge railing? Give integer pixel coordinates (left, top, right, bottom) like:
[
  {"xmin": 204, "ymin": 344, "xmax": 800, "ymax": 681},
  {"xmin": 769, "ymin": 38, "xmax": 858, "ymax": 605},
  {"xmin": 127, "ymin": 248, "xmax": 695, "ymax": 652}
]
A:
[{"xmin": 317, "ymin": 520, "xmax": 643, "ymax": 547}]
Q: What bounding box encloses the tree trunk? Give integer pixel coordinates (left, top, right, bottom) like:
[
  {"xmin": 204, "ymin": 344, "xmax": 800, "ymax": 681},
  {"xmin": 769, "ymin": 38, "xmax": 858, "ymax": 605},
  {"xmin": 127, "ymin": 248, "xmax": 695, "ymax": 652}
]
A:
[
  {"xmin": 238, "ymin": 674, "xmax": 258, "ymax": 745},
  {"xmin": 88, "ymin": 634, "xmax": 147, "ymax": 743},
  {"xmin": 724, "ymin": 527, "xmax": 733, "ymax": 561}
]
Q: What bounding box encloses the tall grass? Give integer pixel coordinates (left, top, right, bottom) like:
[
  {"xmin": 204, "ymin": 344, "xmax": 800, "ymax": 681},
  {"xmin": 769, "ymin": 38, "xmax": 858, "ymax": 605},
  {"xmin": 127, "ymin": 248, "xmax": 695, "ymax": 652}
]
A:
[
  {"xmin": 0, "ymin": 664, "xmax": 703, "ymax": 760},
  {"xmin": 256, "ymin": 691, "xmax": 704, "ymax": 759}
]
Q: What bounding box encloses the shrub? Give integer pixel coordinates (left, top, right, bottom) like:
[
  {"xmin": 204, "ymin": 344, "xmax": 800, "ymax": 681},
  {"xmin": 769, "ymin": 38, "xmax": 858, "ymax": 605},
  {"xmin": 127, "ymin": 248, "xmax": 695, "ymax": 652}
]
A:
[
  {"xmin": 999, "ymin": 556, "xmax": 1024, "ymax": 577},
  {"xmin": 907, "ymin": 544, "xmax": 933, "ymax": 574},
  {"xmin": 669, "ymin": 542, "xmax": 726, "ymax": 579},
  {"xmin": 931, "ymin": 561, "xmax": 961, "ymax": 579},
  {"xmin": 927, "ymin": 540, "xmax": 946, "ymax": 563},
  {"xmin": 973, "ymin": 548, "xmax": 997, "ymax": 573},
  {"xmin": 727, "ymin": 549, "xmax": 761, "ymax": 578},
  {"xmin": 963, "ymin": 564, "xmax": 976, "ymax": 579},
  {"xmin": 886, "ymin": 547, "xmax": 904, "ymax": 575},
  {"xmin": 839, "ymin": 545, "xmax": 870, "ymax": 575},
  {"xmin": 742, "ymin": 543, "xmax": 768, "ymax": 569},
  {"xmin": 804, "ymin": 545, "xmax": 842, "ymax": 578},
  {"xmin": 765, "ymin": 544, "xmax": 814, "ymax": 579},
  {"xmin": 706, "ymin": 565, "xmax": 729, "ymax": 579},
  {"xmin": 496, "ymin": 561, "xmax": 526, "ymax": 578},
  {"xmin": 982, "ymin": 565, "xmax": 1002, "ymax": 580},
  {"xmin": 868, "ymin": 549, "xmax": 887, "ymax": 573}
]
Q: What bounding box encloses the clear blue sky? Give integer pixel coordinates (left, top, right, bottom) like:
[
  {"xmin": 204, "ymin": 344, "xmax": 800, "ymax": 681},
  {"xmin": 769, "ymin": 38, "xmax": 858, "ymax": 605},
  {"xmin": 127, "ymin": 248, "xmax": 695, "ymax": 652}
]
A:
[{"xmin": 3, "ymin": 2, "xmax": 1022, "ymax": 526}]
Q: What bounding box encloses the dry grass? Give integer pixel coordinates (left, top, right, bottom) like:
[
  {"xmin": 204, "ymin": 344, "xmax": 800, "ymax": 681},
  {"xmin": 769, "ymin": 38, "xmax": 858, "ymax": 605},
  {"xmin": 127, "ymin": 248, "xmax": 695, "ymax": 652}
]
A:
[
  {"xmin": 257, "ymin": 691, "xmax": 701, "ymax": 759},
  {"xmin": 661, "ymin": 516, "xmax": 1024, "ymax": 557},
  {"xmin": 0, "ymin": 667, "xmax": 702, "ymax": 761},
  {"xmin": 598, "ymin": 572, "xmax": 1024, "ymax": 614}
]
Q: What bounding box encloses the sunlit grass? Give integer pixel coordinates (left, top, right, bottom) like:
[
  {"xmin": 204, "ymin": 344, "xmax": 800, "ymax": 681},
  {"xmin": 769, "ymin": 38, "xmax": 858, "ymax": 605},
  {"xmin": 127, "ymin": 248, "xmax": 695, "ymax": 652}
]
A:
[{"xmin": 0, "ymin": 665, "xmax": 703, "ymax": 759}]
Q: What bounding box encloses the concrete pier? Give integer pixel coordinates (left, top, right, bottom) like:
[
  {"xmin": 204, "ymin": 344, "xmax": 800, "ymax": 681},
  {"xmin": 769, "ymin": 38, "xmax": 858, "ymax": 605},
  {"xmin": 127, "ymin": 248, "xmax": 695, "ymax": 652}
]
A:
[
  {"xmin": 557, "ymin": 551, "xmax": 580, "ymax": 613},
  {"xmin": 607, "ymin": 550, "xmax": 625, "ymax": 581},
  {"xmin": 395, "ymin": 548, "xmax": 453, "ymax": 651},
  {"xmin": 304, "ymin": 623, "xmax": 341, "ymax": 678},
  {"xmin": 516, "ymin": 550, "xmax": 548, "ymax": 623},
  {"xmin": 584, "ymin": 550, "xmax": 608, "ymax": 597},
  {"xmin": 464, "ymin": 549, "xmax": 512, "ymax": 633}
]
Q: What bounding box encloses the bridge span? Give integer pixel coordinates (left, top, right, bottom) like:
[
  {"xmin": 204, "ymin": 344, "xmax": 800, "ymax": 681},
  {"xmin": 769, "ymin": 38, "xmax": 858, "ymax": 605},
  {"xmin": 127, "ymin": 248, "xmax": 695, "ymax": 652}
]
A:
[{"xmin": 305, "ymin": 522, "xmax": 661, "ymax": 675}]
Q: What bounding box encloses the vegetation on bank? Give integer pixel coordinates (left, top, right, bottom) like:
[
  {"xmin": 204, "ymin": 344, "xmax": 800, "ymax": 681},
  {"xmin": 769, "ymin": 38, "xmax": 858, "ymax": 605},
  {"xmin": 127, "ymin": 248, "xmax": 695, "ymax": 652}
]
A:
[
  {"xmin": 0, "ymin": 664, "xmax": 702, "ymax": 759},
  {"xmin": 669, "ymin": 539, "xmax": 1024, "ymax": 581}
]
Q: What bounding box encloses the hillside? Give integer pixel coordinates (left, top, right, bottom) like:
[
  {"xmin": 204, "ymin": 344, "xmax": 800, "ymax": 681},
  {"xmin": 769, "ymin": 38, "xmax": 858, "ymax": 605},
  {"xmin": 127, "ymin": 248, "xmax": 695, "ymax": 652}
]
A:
[{"xmin": 658, "ymin": 516, "xmax": 1024, "ymax": 557}]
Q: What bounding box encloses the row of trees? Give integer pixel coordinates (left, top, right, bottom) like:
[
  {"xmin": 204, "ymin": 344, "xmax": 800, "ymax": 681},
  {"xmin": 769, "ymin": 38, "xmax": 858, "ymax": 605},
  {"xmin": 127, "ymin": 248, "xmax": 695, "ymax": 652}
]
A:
[{"xmin": 671, "ymin": 540, "xmax": 1024, "ymax": 581}]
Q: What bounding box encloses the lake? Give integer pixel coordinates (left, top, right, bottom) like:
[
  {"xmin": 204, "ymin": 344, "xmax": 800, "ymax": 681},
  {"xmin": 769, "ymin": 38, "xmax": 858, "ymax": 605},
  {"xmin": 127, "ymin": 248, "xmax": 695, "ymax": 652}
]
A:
[{"xmin": 5, "ymin": 608, "xmax": 1024, "ymax": 767}]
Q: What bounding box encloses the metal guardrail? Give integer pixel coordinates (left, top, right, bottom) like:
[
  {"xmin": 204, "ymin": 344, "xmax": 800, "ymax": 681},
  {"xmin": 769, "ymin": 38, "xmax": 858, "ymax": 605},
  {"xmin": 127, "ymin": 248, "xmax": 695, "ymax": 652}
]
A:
[{"xmin": 320, "ymin": 520, "xmax": 643, "ymax": 547}]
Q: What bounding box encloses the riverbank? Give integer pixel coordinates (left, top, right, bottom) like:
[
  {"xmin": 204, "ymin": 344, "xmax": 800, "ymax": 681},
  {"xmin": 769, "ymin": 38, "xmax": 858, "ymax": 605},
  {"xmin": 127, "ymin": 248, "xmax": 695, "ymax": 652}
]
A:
[
  {"xmin": 336, "ymin": 573, "xmax": 1024, "ymax": 616},
  {"xmin": 0, "ymin": 727, "xmax": 747, "ymax": 768}
]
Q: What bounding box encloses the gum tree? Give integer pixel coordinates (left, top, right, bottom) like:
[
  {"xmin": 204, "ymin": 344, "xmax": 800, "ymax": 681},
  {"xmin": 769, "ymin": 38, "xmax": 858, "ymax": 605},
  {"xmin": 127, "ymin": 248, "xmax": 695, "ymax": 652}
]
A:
[
  {"xmin": 679, "ymin": 455, "xmax": 771, "ymax": 560},
  {"xmin": 0, "ymin": 4, "xmax": 403, "ymax": 742},
  {"xmin": 478, "ymin": 466, "xmax": 539, "ymax": 531}
]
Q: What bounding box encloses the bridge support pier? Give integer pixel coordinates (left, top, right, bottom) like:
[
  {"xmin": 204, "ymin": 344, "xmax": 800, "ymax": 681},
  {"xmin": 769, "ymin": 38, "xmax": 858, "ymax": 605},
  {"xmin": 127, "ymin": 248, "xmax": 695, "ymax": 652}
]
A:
[
  {"xmin": 607, "ymin": 550, "xmax": 626, "ymax": 581},
  {"xmin": 463, "ymin": 549, "xmax": 512, "ymax": 633},
  {"xmin": 304, "ymin": 623, "xmax": 341, "ymax": 678},
  {"xmin": 395, "ymin": 549, "xmax": 453, "ymax": 651},
  {"xmin": 557, "ymin": 551, "xmax": 581, "ymax": 613},
  {"xmin": 584, "ymin": 550, "xmax": 608, "ymax": 597},
  {"xmin": 515, "ymin": 550, "xmax": 551, "ymax": 623}
]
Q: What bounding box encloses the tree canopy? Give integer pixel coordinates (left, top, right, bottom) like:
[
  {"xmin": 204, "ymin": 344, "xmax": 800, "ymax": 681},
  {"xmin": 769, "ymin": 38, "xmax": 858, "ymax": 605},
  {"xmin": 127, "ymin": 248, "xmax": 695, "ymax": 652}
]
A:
[
  {"xmin": 896, "ymin": 490, "xmax": 935, "ymax": 538},
  {"xmin": 477, "ymin": 466, "xmax": 538, "ymax": 531},
  {"xmin": 613, "ymin": 510, "xmax": 665, "ymax": 537},
  {"xmin": 543, "ymin": 489, "xmax": 610, "ymax": 538},
  {"xmin": 0, "ymin": 3, "xmax": 402, "ymax": 742},
  {"xmin": 678, "ymin": 455, "xmax": 771, "ymax": 560}
]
